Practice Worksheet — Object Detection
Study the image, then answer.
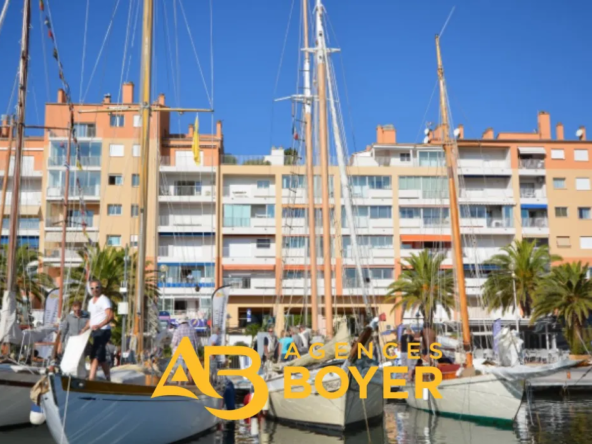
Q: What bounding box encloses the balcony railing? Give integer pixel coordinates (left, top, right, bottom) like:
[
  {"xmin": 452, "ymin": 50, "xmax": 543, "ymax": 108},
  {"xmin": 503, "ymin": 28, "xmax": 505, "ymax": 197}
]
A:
[
  {"xmin": 160, "ymin": 156, "xmax": 216, "ymax": 168},
  {"xmin": 1, "ymin": 218, "xmax": 40, "ymax": 230},
  {"xmin": 519, "ymin": 159, "xmax": 545, "ymax": 169},
  {"xmin": 522, "ymin": 217, "xmax": 548, "ymax": 228},
  {"xmin": 223, "ymin": 217, "xmax": 273, "ymax": 228},
  {"xmin": 159, "ymin": 185, "xmax": 203, "ymax": 197},
  {"xmin": 48, "ymin": 156, "xmax": 101, "ymax": 167},
  {"xmin": 44, "ymin": 248, "xmax": 81, "ymax": 260},
  {"xmin": 486, "ymin": 218, "xmax": 513, "ymax": 228},
  {"xmin": 224, "ymin": 277, "xmax": 252, "ymax": 289},
  {"xmin": 520, "ymin": 189, "xmax": 546, "ymax": 199},
  {"xmin": 46, "ymin": 185, "xmax": 100, "ymax": 198},
  {"xmin": 422, "ymin": 218, "xmax": 450, "ymax": 227},
  {"xmin": 159, "ymin": 215, "xmax": 209, "ymax": 226},
  {"xmin": 45, "ymin": 215, "xmax": 96, "ymax": 229}
]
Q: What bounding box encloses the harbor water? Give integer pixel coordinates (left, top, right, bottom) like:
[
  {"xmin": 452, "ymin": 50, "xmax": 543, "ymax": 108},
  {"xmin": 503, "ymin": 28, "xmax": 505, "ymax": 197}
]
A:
[{"xmin": 2, "ymin": 395, "xmax": 591, "ymax": 444}]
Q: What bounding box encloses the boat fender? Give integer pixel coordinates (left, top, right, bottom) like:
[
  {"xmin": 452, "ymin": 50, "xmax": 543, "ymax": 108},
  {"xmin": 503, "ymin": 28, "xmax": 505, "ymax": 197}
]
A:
[
  {"xmin": 224, "ymin": 380, "xmax": 236, "ymax": 410},
  {"xmin": 30, "ymin": 403, "xmax": 46, "ymax": 425},
  {"xmin": 243, "ymin": 392, "xmax": 253, "ymax": 407}
]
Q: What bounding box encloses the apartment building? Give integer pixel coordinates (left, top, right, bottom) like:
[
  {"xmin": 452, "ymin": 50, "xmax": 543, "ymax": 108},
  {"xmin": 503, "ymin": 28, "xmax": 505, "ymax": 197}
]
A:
[{"xmin": 2, "ymin": 87, "xmax": 591, "ymax": 333}]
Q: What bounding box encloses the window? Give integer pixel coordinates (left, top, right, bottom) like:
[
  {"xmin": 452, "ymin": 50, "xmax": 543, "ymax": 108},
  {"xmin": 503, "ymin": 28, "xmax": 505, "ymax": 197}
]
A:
[
  {"xmin": 551, "ymin": 149, "xmax": 565, "ymax": 159},
  {"xmin": 578, "ymin": 207, "xmax": 591, "ymax": 220},
  {"xmin": 132, "ymin": 145, "xmax": 141, "ymax": 157},
  {"xmin": 132, "ymin": 174, "xmax": 140, "ymax": 187},
  {"xmin": 284, "ymin": 237, "xmax": 306, "ymax": 249},
  {"xmin": 576, "ymin": 178, "xmax": 591, "ymax": 191},
  {"xmin": 282, "ymin": 208, "xmax": 305, "ymax": 218},
  {"xmin": 461, "ymin": 205, "xmax": 486, "ymax": 219},
  {"xmin": 256, "ymin": 180, "xmax": 270, "ymax": 189},
  {"xmin": 418, "ymin": 151, "xmax": 445, "ymax": 167},
  {"xmin": 284, "ymin": 270, "xmax": 304, "ymax": 280},
  {"xmin": 282, "ymin": 175, "xmax": 304, "ymax": 189},
  {"xmin": 369, "ymin": 206, "xmax": 392, "ymax": 219},
  {"xmin": 555, "ymin": 207, "xmax": 568, "ymax": 218},
  {"xmin": 256, "ymin": 239, "xmax": 271, "ymax": 249},
  {"xmin": 107, "ymin": 204, "xmax": 122, "ymax": 216},
  {"xmin": 106, "ymin": 235, "xmax": 121, "ymax": 246},
  {"xmin": 553, "ymin": 178, "xmax": 566, "ymax": 189},
  {"xmin": 73, "ymin": 123, "xmax": 96, "ymax": 138},
  {"xmin": 108, "ymin": 174, "xmax": 123, "ymax": 186},
  {"xmin": 131, "ymin": 205, "xmax": 139, "ymax": 217},
  {"xmin": 575, "ymin": 150, "xmax": 589, "ymax": 162},
  {"xmin": 109, "ymin": 144, "xmax": 124, "ymax": 157},
  {"xmin": 400, "ymin": 153, "xmax": 411, "ymax": 162},
  {"xmin": 556, "ymin": 236, "xmax": 571, "ymax": 248},
  {"xmin": 110, "ymin": 115, "xmax": 124, "ymax": 127},
  {"xmin": 133, "ymin": 115, "xmax": 142, "ymax": 127},
  {"xmin": 130, "ymin": 234, "xmax": 138, "ymax": 247},
  {"xmin": 580, "ymin": 237, "xmax": 592, "ymax": 249},
  {"xmin": 399, "ymin": 208, "xmax": 421, "ymax": 219}
]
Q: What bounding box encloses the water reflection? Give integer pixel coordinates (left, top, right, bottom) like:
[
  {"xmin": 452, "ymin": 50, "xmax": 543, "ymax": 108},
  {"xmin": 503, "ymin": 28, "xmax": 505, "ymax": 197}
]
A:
[{"xmin": 3, "ymin": 396, "xmax": 592, "ymax": 444}]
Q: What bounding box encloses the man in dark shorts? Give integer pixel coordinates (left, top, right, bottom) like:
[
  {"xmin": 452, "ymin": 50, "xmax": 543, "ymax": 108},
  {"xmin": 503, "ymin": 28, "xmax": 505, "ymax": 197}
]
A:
[{"xmin": 81, "ymin": 279, "xmax": 114, "ymax": 381}]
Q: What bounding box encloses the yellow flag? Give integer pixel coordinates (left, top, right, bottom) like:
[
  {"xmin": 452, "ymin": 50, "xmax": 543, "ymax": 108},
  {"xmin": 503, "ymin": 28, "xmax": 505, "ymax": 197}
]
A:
[{"xmin": 192, "ymin": 115, "xmax": 200, "ymax": 165}]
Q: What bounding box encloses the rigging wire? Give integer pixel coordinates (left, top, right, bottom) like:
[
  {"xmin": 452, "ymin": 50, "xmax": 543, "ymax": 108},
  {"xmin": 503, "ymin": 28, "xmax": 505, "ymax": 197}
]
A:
[
  {"xmin": 78, "ymin": 0, "xmax": 90, "ymax": 102},
  {"xmin": 37, "ymin": 2, "xmax": 51, "ymax": 102},
  {"xmin": 81, "ymin": 0, "xmax": 122, "ymax": 103},
  {"xmin": 0, "ymin": 0, "xmax": 11, "ymax": 40},
  {"xmin": 439, "ymin": 6, "xmax": 456, "ymax": 39},
  {"xmin": 116, "ymin": 0, "xmax": 135, "ymax": 103}
]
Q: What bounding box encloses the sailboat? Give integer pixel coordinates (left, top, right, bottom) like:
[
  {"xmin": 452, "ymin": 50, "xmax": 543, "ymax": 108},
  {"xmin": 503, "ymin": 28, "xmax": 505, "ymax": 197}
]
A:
[
  {"xmin": 264, "ymin": 0, "xmax": 383, "ymax": 431},
  {"xmin": 402, "ymin": 34, "xmax": 578, "ymax": 426},
  {"xmin": 39, "ymin": 0, "xmax": 224, "ymax": 442},
  {"xmin": 0, "ymin": 0, "xmax": 48, "ymax": 428}
]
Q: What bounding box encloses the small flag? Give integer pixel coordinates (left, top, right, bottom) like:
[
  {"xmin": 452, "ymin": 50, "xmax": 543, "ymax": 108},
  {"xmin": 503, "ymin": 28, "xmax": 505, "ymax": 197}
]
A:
[
  {"xmin": 192, "ymin": 115, "xmax": 200, "ymax": 165},
  {"xmin": 292, "ymin": 124, "xmax": 299, "ymax": 140},
  {"xmin": 39, "ymin": 0, "xmax": 44, "ymax": 11}
]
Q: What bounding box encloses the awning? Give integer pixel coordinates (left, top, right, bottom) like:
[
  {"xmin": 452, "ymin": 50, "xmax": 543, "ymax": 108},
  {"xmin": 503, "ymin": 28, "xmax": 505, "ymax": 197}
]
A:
[
  {"xmin": 518, "ymin": 147, "xmax": 546, "ymax": 156},
  {"xmin": 400, "ymin": 235, "xmax": 451, "ymax": 243},
  {"xmin": 222, "ymin": 264, "xmax": 275, "ymax": 271},
  {"xmin": 521, "ymin": 204, "xmax": 547, "ymax": 210},
  {"xmin": 4, "ymin": 205, "xmax": 40, "ymax": 216},
  {"xmin": 464, "ymin": 264, "xmax": 501, "ymax": 272}
]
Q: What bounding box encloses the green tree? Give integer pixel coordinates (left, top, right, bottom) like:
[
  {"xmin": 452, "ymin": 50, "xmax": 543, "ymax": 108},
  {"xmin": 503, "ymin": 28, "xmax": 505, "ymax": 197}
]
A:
[
  {"xmin": 66, "ymin": 245, "xmax": 160, "ymax": 346},
  {"xmin": 482, "ymin": 240, "xmax": 561, "ymax": 316},
  {"xmin": 385, "ymin": 250, "xmax": 455, "ymax": 326},
  {"xmin": 284, "ymin": 148, "xmax": 299, "ymax": 165},
  {"xmin": 531, "ymin": 262, "xmax": 592, "ymax": 352},
  {"xmin": 243, "ymin": 158, "xmax": 270, "ymax": 166},
  {"xmin": 0, "ymin": 244, "xmax": 54, "ymax": 309}
]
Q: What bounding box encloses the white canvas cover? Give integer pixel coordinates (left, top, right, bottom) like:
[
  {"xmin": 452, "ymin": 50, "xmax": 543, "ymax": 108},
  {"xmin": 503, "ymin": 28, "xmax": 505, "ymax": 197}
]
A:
[
  {"xmin": 0, "ymin": 290, "xmax": 23, "ymax": 345},
  {"xmin": 474, "ymin": 358, "xmax": 581, "ymax": 381}
]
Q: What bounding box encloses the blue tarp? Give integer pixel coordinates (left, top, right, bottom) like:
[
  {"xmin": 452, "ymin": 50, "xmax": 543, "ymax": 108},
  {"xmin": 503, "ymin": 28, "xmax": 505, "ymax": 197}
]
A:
[{"xmin": 520, "ymin": 204, "xmax": 547, "ymax": 210}]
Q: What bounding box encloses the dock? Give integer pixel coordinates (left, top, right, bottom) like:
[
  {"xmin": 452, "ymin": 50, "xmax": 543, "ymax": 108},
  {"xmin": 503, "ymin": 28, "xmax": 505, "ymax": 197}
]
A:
[{"xmin": 528, "ymin": 367, "xmax": 592, "ymax": 393}]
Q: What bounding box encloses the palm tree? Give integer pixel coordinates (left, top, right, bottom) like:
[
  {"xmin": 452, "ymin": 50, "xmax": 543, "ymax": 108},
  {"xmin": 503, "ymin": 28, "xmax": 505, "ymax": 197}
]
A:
[
  {"xmin": 531, "ymin": 262, "xmax": 592, "ymax": 350},
  {"xmin": 65, "ymin": 245, "xmax": 160, "ymax": 345},
  {"xmin": 386, "ymin": 250, "xmax": 455, "ymax": 326},
  {"xmin": 0, "ymin": 244, "xmax": 54, "ymax": 309},
  {"xmin": 482, "ymin": 240, "xmax": 561, "ymax": 316}
]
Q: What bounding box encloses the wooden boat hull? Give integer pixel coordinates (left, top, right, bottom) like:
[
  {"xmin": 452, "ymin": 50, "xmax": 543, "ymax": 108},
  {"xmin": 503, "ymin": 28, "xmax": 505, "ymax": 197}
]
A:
[
  {"xmin": 403, "ymin": 373, "xmax": 524, "ymax": 425},
  {"xmin": 266, "ymin": 369, "xmax": 383, "ymax": 431},
  {"xmin": 0, "ymin": 365, "xmax": 41, "ymax": 428},
  {"xmin": 41, "ymin": 374, "xmax": 223, "ymax": 444}
]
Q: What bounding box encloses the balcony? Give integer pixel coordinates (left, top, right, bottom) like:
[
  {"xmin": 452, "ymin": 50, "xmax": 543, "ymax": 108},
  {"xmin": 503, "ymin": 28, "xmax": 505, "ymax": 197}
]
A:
[
  {"xmin": 457, "ymin": 159, "xmax": 511, "ymax": 176},
  {"xmin": 519, "ymin": 158, "xmax": 546, "ymax": 176},
  {"xmin": 158, "ymin": 215, "xmax": 214, "ymax": 232},
  {"xmin": 0, "ymin": 160, "xmax": 42, "ymax": 177},
  {"xmin": 463, "ymin": 247, "xmax": 504, "ymax": 264},
  {"xmin": 519, "ymin": 187, "xmax": 547, "ymax": 205},
  {"xmin": 342, "ymin": 246, "xmax": 394, "ymax": 265},
  {"xmin": 158, "ymin": 244, "xmax": 215, "ymax": 262},
  {"xmin": 399, "ymin": 217, "xmax": 450, "ymax": 235},
  {"xmin": 223, "ymin": 185, "xmax": 276, "ymax": 203},
  {"xmin": 465, "ymin": 278, "xmax": 486, "ymax": 296},
  {"xmin": 45, "ymin": 215, "xmax": 98, "ymax": 231},
  {"xmin": 160, "ymin": 155, "xmax": 216, "ymax": 172},
  {"xmin": 222, "ymin": 217, "xmax": 275, "ymax": 234},
  {"xmin": 223, "ymin": 276, "xmax": 276, "ymax": 296},
  {"xmin": 400, "ymin": 249, "xmax": 453, "ymax": 266},
  {"xmin": 158, "ymin": 277, "xmax": 215, "ymax": 296},
  {"xmin": 43, "ymin": 248, "xmax": 82, "ymax": 263},
  {"xmin": 46, "ymin": 185, "xmax": 100, "ymax": 200},
  {"xmin": 460, "ymin": 217, "xmax": 515, "ymax": 235},
  {"xmin": 158, "ymin": 185, "xmax": 215, "ymax": 202},
  {"xmin": 459, "ymin": 188, "xmax": 514, "ymax": 205},
  {"xmin": 48, "ymin": 155, "xmax": 102, "ymax": 169},
  {"xmin": 521, "ymin": 217, "xmax": 549, "ymax": 236},
  {"xmin": 350, "ymin": 188, "xmax": 393, "ymax": 203},
  {"xmin": 282, "ymin": 278, "xmax": 336, "ymax": 295}
]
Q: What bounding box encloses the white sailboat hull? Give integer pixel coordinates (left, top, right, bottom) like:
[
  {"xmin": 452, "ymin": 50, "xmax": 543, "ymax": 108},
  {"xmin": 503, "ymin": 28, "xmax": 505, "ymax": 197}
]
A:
[
  {"xmin": 0, "ymin": 364, "xmax": 41, "ymax": 428},
  {"xmin": 266, "ymin": 368, "xmax": 383, "ymax": 430},
  {"xmin": 403, "ymin": 373, "xmax": 524, "ymax": 424},
  {"xmin": 41, "ymin": 374, "xmax": 223, "ymax": 444}
]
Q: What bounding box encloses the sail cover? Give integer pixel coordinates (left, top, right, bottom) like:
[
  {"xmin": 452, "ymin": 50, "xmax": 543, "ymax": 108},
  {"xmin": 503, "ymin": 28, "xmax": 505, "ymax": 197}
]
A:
[
  {"xmin": 211, "ymin": 285, "xmax": 230, "ymax": 344},
  {"xmin": 0, "ymin": 290, "xmax": 23, "ymax": 345},
  {"xmin": 474, "ymin": 358, "xmax": 582, "ymax": 381}
]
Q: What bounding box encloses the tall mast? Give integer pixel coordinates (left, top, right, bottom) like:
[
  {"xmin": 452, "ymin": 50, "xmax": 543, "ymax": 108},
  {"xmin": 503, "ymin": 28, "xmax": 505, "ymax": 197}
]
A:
[
  {"xmin": 0, "ymin": 117, "xmax": 14, "ymax": 229},
  {"xmin": 435, "ymin": 35, "xmax": 472, "ymax": 368},
  {"xmin": 3, "ymin": 0, "xmax": 30, "ymax": 302},
  {"xmin": 302, "ymin": 0, "xmax": 319, "ymax": 332},
  {"xmin": 134, "ymin": 0, "xmax": 155, "ymax": 355},
  {"xmin": 314, "ymin": 0, "xmax": 333, "ymax": 338}
]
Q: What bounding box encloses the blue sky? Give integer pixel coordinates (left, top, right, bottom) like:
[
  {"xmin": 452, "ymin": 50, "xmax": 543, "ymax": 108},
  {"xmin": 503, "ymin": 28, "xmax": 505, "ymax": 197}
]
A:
[{"xmin": 0, "ymin": 0, "xmax": 590, "ymax": 155}]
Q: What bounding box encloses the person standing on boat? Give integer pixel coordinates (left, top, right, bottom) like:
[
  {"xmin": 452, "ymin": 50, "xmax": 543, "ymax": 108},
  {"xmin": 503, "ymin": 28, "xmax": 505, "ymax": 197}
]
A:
[
  {"xmin": 399, "ymin": 327, "xmax": 418, "ymax": 381},
  {"xmin": 278, "ymin": 330, "xmax": 293, "ymax": 362},
  {"xmin": 81, "ymin": 279, "xmax": 114, "ymax": 381},
  {"xmin": 291, "ymin": 327, "xmax": 305, "ymax": 355},
  {"xmin": 58, "ymin": 300, "xmax": 89, "ymax": 355},
  {"xmin": 263, "ymin": 325, "xmax": 278, "ymax": 363},
  {"xmin": 298, "ymin": 325, "xmax": 311, "ymax": 352},
  {"xmin": 172, "ymin": 316, "xmax": 200, "ymax": 383}
]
